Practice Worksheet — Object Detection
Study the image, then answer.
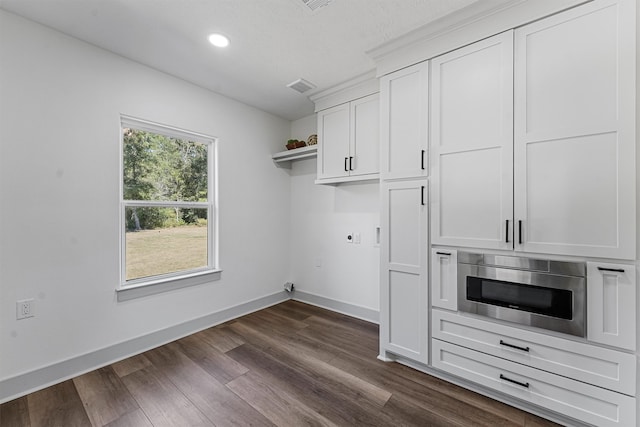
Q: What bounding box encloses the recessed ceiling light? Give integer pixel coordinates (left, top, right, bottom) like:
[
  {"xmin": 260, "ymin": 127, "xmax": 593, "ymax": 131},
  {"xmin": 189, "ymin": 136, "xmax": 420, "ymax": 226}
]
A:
[{"xmin": 208, "ymin": 33, "xmax": 229, "ymax": 48}]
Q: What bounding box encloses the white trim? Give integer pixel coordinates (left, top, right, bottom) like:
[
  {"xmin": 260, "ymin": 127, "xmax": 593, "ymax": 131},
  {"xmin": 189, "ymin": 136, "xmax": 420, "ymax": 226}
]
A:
[
  {"xmin": 309, "ymin": 71, "xmax": 379, "ymax": 112},
  {"xmin": 117, "ymin": 269, "xmax": 222, "ymax": 300},
  {"xmin": 368, "ymin": 0, "xmax": 589, "ymax": 78},
  {"xmin": 291, "ymin": 290, "xmax": 379, "ymax": 324},
  {"xmin": 0, "ymin": 291, "xmax": 289, "ymax": 404},
  {"xmin": 120, "ymin": 114, "xmax": 216, "ymax": 145}
]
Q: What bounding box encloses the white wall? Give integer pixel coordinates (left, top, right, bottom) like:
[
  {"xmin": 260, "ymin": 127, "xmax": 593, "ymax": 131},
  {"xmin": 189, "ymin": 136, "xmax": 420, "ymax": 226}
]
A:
[
  {"xmin": 636, "ymin": 0, "xmax": 640, "ymax": 418},
  {"xmin": 0, "ymin": 10, "xmax": 291, "ymax": 389},
  {"xmin": 288, "ymin": 115, "xmax": 380, "ymax": 318}
]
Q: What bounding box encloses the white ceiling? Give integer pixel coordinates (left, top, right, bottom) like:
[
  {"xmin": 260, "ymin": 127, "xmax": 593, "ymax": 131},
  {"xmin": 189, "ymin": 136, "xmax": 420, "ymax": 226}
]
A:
[{"xmin": 0, "ymin": 0, "xmax": 479, "ymax": 121}]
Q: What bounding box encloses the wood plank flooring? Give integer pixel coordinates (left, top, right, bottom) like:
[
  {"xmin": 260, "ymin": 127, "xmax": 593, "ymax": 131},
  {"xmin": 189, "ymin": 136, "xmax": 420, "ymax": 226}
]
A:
[{"xmin": 0, "ymin": 300, "xmax": 561, "ymax": 427}]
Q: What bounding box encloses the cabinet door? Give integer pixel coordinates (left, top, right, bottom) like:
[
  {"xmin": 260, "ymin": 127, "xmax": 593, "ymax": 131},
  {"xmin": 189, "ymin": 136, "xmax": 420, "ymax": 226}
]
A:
[
  {"xmin": 350, "ymin": 93, "xmax": 379, "ymax": 177},
  {"xmin": 379, "ymin": 180, "xmax": 428, "ymax": 362},
  {"xmin": 379, "ymin": 62, "xmax": 429, "ymax": 180},
  {"xmin": 431, "ymin": 249, "xmax": 457, "ymax": 311},
  {"xmin": 431, "ymin": 31, "xmax": 514, "ymax": 250},
  {"xmin": 317, "ymin": 103, "xmax": 349, "ymax": 180},
  {"xmin": 514, "ymin": 0, "xmax": 636, "ymax": 259},
  {"xmin": 587, "ymin": 262, "xmax": 636, "ymax": 351}
]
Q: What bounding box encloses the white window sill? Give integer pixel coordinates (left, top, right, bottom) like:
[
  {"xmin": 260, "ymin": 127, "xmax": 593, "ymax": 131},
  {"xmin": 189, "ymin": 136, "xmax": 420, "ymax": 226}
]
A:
[{"xmin": 116, "ymin": 269, "xmax": 222, "ymax": 301}]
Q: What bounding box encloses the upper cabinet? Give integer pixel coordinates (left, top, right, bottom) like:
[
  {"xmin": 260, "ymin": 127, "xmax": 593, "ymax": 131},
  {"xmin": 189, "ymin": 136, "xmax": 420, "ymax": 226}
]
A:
[
  {"xmin": 380, "ymin": 62, "xmax": 429, "ymax": 180},
  {"xmin": 430, "ymin": 0, "xmax": 636, "ymax": 259},
  {"xmin": 513, "ymin": 0, "xmax": 636, "ymax": 259},
  {"xmin": 316, "ymin": 93, "xmax": 380, "ymax": 184},
  {"xmin": 430, "ymin": 31, "xmax": 514, "ymax": 250}
]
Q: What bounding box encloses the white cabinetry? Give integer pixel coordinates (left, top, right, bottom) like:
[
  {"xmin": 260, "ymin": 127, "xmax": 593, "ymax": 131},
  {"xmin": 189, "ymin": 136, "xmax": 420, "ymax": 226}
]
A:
[
  {"xmin": 379, "ymin": 62, "xmax": 429, "ymax": 180},
  {"xmin": 587, "ymin": 262, "xmax": 636, "ymax": 351},
  {"xmin": 514, "ymin": 0, "xmax": 635, "ymax": 259},
  {"xmin": 430, "ymin": 31, "xmax": 514, "ymax": 250},
  {"xmin": 379, "ymin": 180, "xmax": 428, "ymax": 362},
  {"xmin": 430, "ymin": 249, "xmax": 457, "ymax": 311},
  {"xmin": 431, "ymin": 0, "xmax": 636, "ymax": 259},
  {"xmin": 432, "ymin": 339, "xmax": 636, "ymax": 427},
  {"xmin": 432, "ymin": 309, "xmax": 636, "ymax": 395},
  {"xmin": 316, "ymin": 93, "xmax": 379, "ymax": 183}
]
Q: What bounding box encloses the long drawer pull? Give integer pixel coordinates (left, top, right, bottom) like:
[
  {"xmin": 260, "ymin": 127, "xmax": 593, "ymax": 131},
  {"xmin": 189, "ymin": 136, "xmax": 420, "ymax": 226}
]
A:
[
  {"xmin": 499, "ymin": 374, "xmax": 530, "ymax": 389},
  {"xmin": 436, "ymin": 251, "xmax": 451, "ymax": 256},
  {"xmin": 518, "ymin": 220, "xmax": 523, "ymax": 244},
  {"xmin": 499, "ymin": 340, "xmax": 530, "ymax": 352},
  {"xmin": 505, "ymin": 220, "xmax": 509, "ymax": 243},
  {"xmin": 597, "ymin": 267, "xmax": 625, "ymax": 273}
]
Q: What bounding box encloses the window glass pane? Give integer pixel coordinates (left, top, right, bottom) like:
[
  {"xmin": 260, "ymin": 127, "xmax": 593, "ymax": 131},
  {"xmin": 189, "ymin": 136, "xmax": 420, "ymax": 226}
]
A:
[
  {"xmin": 125, "ymin": 207, "xmax": 208, "ymax": 280},
  {"xmin": 123, "ymin": 128, "xmax": 208, "ymax": 202}
]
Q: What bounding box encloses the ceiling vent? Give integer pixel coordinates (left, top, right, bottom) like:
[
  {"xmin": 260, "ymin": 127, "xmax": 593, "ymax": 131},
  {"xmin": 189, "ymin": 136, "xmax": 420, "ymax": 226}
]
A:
[
  {"xmin": 301, "ymin": 0, "xmax": 332, "ymax": 12},
  {"xmin": 287, "ymin": 78, "xmax": 316, "ymax": 93}
]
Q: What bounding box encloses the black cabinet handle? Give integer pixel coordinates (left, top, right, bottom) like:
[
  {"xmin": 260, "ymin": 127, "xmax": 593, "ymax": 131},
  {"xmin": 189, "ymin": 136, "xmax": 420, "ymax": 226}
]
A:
[
  {"xmin": 344, "ymin": 157, "xmax": 348, "ymax": 172},
  {"xmin": 505, "ymin": 220, "xmax": 509, "ymax": 243},
  {"xmin": 500, "ymin": 374, "xmax": 529, "ymax": 389},
  {"xmin": 518, "ymin": 220, "xmax": 523, "ymax": 245},
  {"xmin": 500, "ymin": 340, "xmax": 529, "ymax": 352},
  {"xmin": 421, "ymin": 186, "xmax": 425, "ymax": 206},
  {"xmin": 421, "ymin": 150, "xmax": 426, "ymax": 170},
  {"xmin": 597, "ymin": 267, "xmax": 625, "ymax": 273},
  {"xmin": 436, "ymin": 251, "xmax": 451, "ymax": 256},
  {"xmin": 349, "ymin": 156, "xmax": 353, "ymax": 171}
]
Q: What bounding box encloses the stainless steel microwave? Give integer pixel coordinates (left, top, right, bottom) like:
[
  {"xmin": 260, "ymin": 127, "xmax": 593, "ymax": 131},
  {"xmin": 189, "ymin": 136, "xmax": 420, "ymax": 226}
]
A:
[{"xmin": 457, "ymin": 252, "xmax": 586, "ymax": 337}]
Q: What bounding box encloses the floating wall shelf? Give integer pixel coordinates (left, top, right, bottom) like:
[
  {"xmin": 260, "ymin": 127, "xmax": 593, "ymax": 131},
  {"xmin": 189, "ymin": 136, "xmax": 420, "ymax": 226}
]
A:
[{"xmin": 272, "ymin": 145, "xmax": 317, "ymax": 168}]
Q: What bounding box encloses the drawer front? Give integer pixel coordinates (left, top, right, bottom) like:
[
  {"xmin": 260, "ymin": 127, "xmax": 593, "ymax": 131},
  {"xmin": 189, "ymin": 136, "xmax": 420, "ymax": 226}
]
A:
[
  {"xmin": 432, "ymin": 309, "xmax": 636, "ymax": 395},
  {"xmin": 432, "ymin": 340, "xmax": 636, "ymax": 427}
]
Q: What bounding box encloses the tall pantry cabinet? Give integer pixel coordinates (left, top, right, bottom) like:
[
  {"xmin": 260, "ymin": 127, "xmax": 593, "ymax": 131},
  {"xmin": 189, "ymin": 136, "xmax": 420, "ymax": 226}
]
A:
[{"xmin": 379, "ymin": 62, "xmax": 430, "ymax": 362}]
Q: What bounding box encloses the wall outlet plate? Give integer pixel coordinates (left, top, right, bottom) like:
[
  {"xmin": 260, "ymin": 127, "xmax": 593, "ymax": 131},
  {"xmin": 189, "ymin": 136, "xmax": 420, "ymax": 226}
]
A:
[{"xmin": 16, "ymin": 299, "xmax": 35, "ymax": 320}]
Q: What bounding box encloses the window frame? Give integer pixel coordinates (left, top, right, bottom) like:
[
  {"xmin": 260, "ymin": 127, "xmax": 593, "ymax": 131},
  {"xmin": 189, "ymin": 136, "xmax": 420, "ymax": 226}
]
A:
[{"xmin": 118, "ymin": 115, "xmax": 219, "ymax": 291}]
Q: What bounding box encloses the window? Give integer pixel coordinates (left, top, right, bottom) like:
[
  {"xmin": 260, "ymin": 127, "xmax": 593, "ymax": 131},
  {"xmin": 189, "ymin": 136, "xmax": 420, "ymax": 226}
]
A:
[{"xmin": 120, "ymin": 116, "xmax": 218, "ymax": 289}]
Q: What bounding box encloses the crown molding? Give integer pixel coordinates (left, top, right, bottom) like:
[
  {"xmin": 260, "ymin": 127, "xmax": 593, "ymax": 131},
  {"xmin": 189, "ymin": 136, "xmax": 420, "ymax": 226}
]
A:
[{"xmin": 368, "ymin": 0, "xmax": 590, "ymax": 77}]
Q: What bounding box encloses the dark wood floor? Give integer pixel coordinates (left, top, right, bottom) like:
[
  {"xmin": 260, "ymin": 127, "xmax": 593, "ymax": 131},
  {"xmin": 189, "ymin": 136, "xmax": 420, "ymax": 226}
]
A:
[{"xmin": 0, "ymin": 300, "xmax": 560, "ymax": 427}]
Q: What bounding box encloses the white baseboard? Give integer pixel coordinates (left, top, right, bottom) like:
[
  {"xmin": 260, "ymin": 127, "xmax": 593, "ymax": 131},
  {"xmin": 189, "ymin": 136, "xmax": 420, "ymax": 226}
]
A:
[
  {"xmin": 290, "ymin": 290, "xmax": 379, "ymax": 324},
  {"xmin": 0, "ymin": 291, "xmax": 289, "ymax": 404}
]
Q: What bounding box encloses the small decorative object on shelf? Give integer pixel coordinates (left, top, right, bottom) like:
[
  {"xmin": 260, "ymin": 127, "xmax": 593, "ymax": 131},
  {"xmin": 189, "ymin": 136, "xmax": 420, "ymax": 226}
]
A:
[
  {"xmin": 286, "ymin": 139, "xmax": 307, "ymax": 149},
  {"xmin": 307, "ymin": 134, "xmax": 317, "ymax": 145}
]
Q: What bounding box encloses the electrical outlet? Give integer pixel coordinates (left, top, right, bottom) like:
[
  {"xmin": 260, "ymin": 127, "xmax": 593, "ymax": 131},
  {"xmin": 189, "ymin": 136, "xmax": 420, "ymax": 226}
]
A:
[
  {"xmin": 353, "ymin": 233, "xmax": 361, "ymax": 244},
  {"xmin": 16, "ymin": 299, "xmax": 35, "ymax": 320},
  {"xmin": 347, "ymin": 233, "xmax": 354, "ymax": 243}
]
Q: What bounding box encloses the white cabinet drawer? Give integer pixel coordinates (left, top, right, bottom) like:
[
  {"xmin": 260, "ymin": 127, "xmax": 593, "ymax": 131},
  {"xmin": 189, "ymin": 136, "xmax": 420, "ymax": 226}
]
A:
[
  {"xmin": 432, "ymin": 340, "xmax": 636, "ymax": 427},
  {"xmin": 432, "ymin": 309, "xmax": 636, "ymax": 395}
]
